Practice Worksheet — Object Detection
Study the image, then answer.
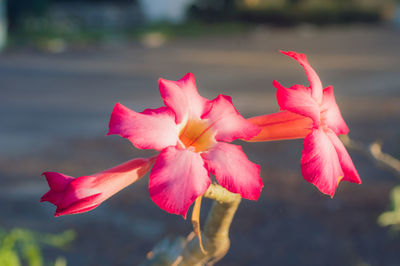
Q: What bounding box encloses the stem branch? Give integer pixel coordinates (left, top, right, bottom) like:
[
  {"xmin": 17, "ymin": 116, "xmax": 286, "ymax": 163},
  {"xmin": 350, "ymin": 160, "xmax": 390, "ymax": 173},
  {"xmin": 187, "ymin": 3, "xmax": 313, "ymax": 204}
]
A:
[{"xmin": 341, "ymin": 135, "xmax": 400, "ymax": 178}]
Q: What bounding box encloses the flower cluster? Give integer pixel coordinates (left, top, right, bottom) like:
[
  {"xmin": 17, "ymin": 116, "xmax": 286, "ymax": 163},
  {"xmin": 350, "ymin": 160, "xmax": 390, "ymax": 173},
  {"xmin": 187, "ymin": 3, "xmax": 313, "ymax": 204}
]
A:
[
  {"xmin": 42, "ymin": 73, "xmax": 262, "ymax": 218},
  {"xmin": 41, "ymin": 51, "xmax": 361, "ymax": 217}
]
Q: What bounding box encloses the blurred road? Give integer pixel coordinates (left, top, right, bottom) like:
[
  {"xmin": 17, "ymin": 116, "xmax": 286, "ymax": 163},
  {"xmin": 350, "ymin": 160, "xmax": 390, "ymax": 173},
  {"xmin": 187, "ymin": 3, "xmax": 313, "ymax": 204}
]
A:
[{"xmin": 1, "ymin": 25, "xmax": 400, "ymax": 265}]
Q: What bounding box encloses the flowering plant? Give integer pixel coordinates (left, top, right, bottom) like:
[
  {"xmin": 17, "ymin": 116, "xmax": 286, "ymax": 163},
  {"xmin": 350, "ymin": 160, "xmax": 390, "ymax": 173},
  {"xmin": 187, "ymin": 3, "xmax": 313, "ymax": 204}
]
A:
[{"xmin": 41, "ymin": 51, "xmax": 361, "ymax": 265}]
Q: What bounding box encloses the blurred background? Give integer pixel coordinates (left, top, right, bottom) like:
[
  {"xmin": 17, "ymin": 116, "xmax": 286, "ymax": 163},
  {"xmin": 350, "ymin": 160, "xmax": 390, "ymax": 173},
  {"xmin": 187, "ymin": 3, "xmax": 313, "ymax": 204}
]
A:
[{"xmin": 1, "ymin": 0, "xmax": 400, "ymax": 265}]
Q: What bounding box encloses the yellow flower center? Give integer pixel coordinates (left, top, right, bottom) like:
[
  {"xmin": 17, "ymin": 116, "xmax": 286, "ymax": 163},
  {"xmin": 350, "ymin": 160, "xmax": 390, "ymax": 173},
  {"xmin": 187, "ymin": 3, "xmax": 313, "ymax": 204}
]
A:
[{"xmin": 179, "ymin": 119, "xmax": 215, "ymax": 152}]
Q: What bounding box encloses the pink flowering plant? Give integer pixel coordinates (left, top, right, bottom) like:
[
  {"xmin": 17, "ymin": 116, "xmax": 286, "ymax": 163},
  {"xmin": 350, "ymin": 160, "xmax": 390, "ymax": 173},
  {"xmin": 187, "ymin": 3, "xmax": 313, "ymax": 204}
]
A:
[{"xmin": 41, "ymin": 51, "xmax": 361, "ymax": 265}]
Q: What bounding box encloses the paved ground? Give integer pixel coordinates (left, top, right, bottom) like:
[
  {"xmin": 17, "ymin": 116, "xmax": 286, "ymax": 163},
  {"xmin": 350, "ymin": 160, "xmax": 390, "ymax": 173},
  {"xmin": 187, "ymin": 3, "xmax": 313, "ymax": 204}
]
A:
[{"xmin": 1, "ymin": 24, "xmax": 400, "ymax": 265}]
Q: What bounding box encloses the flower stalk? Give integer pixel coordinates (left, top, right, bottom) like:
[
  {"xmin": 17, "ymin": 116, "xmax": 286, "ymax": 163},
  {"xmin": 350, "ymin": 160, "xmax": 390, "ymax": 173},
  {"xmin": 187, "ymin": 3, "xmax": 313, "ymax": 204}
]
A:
[{"xmin": 143, "ymin": 184, "xmax": 241, "ymax": 266}]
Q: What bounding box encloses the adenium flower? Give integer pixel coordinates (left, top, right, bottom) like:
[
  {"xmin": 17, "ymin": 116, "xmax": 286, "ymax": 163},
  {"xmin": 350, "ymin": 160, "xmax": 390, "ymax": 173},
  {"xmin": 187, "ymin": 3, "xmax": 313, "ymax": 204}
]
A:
[
  {"xmin": 41, "ymin": 73, "xmax": 263, "ymax": 218},
  {"xmin": 248, "ymin": 51, "xmax": 361, "ymax": 197},
  {"xmin": 41, "ymin": 157, "xmax": 155, "ymax": 217}
]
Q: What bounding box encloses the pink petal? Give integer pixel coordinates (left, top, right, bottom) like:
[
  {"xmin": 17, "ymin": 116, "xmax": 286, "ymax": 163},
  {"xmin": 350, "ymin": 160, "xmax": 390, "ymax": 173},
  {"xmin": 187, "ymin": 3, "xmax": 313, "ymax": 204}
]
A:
[
  {"xmin": 41, "ymin": 157, "xmax": 155, "ymax": 216},
  {"xmin": 108, "ymin": 103, "xmax": 179, "ymax": 151},
  {"xmin": 326, "ymin": 130, "xmax": 361, "ymax": 184},
  {"xmin": 274, "ymin": 80, "xmax": 321, "ymax": 126},
  {"xmin": 247, "ymin": 111, "xmax": 313, "ymax": 141},
  {"xmin": 281, "ymin": 51, "xmax": 323, "ymax": 103},
  {"xmin": 202, "ymin": 142, "xmax": 262, "ymax": 200},
  {"xmin": 42, "ymin": 172, "xmax": 74, "ymax": 192},
  {"xmin": 149, "ymin": 146, "xmax": 211, "ymax": 218},
  {"xmin": 159, "ymin": 73, "xmax": 210, "ymax": 124},
  {"xmin": 321, "ymin": 86, "xmax": 349, "ymax": 135},
  {"xmin": 201, "ymin": 94, "xmax": 260, "ymax": 142},
  {"xmin": 55, "ymin": 194, "xmax": 102, "ymax": 217},
  {"xmin": 41, "ymin": 190, "xmax": 63, "ymax": 205},
  {"xmin": 301, "ymin": 128, "xmax": 344, "ymax": 197}
]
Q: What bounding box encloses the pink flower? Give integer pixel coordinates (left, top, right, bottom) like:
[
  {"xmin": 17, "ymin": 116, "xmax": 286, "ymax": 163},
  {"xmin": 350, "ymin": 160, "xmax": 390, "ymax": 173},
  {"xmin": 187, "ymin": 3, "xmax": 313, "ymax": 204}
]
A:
[
  {"xmin": 42, "ymin": 73, "xmax": 262, "ymax": 218},
  {"xmin": 41, "ymin": 157, "xmax": 155, "ymax": 217},
  {"xmin": 248, "ymin": 51, "xmax": 361, "ymax": 197},
  {"xmin": 108, "ymin": 73, "xmax": 262, "ymax": 217}
]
